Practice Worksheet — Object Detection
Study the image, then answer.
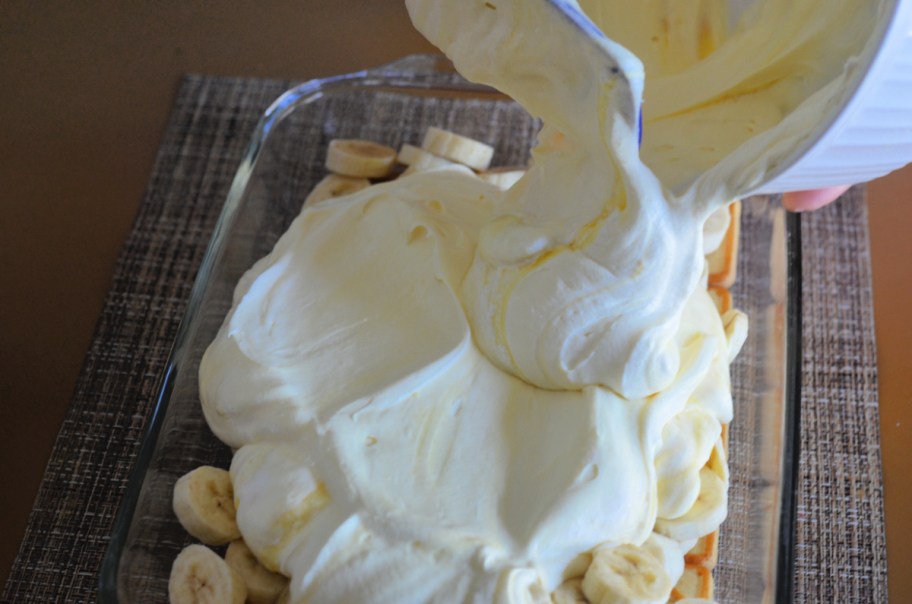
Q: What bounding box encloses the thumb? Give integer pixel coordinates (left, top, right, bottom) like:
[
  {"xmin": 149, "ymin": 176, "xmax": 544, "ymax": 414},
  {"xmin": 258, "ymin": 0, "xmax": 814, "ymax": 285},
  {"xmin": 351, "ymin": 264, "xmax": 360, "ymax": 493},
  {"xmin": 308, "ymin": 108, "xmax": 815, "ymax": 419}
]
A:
[{"xmin": 781, "ymin": 185, "xmax": 851, "ymax": 212}]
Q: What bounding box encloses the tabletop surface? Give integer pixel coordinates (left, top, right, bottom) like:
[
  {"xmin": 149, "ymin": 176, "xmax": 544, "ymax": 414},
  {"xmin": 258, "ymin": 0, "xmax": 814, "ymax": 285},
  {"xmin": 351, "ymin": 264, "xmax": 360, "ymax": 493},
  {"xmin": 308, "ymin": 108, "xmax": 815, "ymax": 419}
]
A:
[{"xmin": 1, "ymin": 1, "xmax": 909, "ymax": 600}]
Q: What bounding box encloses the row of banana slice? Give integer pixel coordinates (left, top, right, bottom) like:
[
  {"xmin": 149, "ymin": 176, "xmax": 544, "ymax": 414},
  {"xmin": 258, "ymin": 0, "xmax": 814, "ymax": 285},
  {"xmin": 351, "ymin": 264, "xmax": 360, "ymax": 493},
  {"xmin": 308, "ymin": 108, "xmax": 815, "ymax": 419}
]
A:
[
  {"xmin": 167, "ymin": 454, "xmax": 722, "ymax": 603},
  {"xmin": 169, "ymin": 466, "xmax": 288, "ymax": 604},
  {"xmin": 167, "ymin": 464, "xmax": 717, "ymax": 604},
  {"xmin": 306, "ymin": 126, "xmax": 527, "ymax": 205}
]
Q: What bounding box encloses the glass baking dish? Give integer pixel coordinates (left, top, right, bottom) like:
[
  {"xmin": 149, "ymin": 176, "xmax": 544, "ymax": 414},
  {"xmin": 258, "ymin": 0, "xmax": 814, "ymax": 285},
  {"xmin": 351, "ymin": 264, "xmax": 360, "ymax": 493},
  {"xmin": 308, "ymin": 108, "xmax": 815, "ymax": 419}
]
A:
[{"xmin": 99, "ymin": 54, "xmax": 801, "ymax": 603}]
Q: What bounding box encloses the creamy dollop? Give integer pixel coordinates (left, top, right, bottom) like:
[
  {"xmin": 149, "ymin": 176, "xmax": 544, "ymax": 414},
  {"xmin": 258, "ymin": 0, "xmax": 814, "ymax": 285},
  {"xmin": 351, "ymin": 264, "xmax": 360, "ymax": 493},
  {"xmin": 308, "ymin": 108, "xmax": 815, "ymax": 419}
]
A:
[
  {"xmin": 202, "ymin": 168, "xmax": 732, "ymax": 602},
  {"xmin": 199, "ymin": 0, "xmax": 884, "ymax": 602}
]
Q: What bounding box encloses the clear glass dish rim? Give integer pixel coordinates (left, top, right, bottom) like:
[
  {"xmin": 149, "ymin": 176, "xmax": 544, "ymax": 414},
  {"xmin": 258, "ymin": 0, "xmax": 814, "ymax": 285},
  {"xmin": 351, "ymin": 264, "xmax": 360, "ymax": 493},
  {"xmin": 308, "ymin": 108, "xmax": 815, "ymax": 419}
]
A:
[{"xmin": 97, "ymin": 53, "xmax": 803, "ymax": 603}]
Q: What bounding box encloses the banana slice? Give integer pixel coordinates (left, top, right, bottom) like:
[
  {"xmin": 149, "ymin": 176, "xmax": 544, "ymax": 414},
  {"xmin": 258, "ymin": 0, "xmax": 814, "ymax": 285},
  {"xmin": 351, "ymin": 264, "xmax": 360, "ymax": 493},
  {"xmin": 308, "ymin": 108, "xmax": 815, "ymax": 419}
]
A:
[
  {"xmin": 655, "ymin": 407, "xmax": 721, "ymax": 520},
  {"xmin": 702, "ymin": 204, "xmax": 732, "ymax": 255},
  {"xmin": 396, "ymin": 143, "xmax": 451, "ymax": 168},
  {"xmin": 721, "ymin": 308, "xmax": 748, "ymax": 363},
  {"xmin": 581, "ymin": 544, "xmax": 672, "ymax": 604},
  {"xmin": 421, "ymin": 126, "xmax": 494, "ymax": 171},
  {"xmin": 225, "ymin": 540, "xmax": 289, "ymax": 604},
  {"xmin": 655, "ymin": 467, "xmax": 728, "ymax": 542},
  {"xmin": 168, "ymin": 544, "xmax": 247, "ymax": 604},
  {"xmin": 172, "ymin": 466, "xmax": 241, "ymax": 545},
  {"xmin": 478, "ymin": 166, "xmax": 526, "ymax": 189},
  {"xmin": 707, "ymin": 200, "xmax": 741, "ymax": 288},
  {"xmin": 305, "ymin": 174, "xmax": 371, "ymax": 205},
  {"xmin": 401, "ymin": 152, "xmax": 473, "ymax": 177},
  {"xmin": 706, "ymin": 437, "xmax": 729, "ymax": 483},
  {"xmin": 325, "ymin": 139, "xmax": 396, "ymax": 178},
  {"xmin": 551, "ymin": 578, "xmax": 587, "ymax": 604}
]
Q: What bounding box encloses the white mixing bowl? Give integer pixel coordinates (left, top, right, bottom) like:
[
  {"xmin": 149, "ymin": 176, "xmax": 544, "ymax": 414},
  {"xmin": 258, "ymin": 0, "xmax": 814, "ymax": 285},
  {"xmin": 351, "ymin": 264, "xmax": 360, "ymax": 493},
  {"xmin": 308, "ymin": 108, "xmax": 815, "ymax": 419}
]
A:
[
  {"xmin": 752, "ymin": 0, "xmax": 912, "ymax": 194},
  {"xmin": 550, "ymin": 0, "xmax": 912, "ymax": 195}
]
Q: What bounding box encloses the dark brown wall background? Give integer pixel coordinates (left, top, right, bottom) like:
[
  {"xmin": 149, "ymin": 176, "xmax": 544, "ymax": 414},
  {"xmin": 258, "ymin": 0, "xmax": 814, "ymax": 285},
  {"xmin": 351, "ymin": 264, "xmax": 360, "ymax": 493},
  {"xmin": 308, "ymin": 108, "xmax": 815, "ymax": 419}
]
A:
[{"xmin": 1, "ymin": 1, "xmax": 908, "ymax": 598}]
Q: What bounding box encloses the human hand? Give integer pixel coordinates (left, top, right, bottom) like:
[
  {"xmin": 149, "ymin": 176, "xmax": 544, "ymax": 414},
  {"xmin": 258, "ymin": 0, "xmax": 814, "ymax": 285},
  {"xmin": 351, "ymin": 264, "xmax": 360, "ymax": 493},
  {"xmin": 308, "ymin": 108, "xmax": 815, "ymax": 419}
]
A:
[{"xmin": 780, "ymin": 185, "xmax": 851, "ymax": 212}]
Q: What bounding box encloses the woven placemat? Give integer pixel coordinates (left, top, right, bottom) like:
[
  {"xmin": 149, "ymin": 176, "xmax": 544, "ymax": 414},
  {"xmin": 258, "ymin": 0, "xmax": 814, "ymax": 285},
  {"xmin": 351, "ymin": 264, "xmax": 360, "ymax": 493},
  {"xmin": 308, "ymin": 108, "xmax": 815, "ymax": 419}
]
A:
[
  {"xmin": 795, "ymin": 190, "xmax": 888, "ymax": 602},
  {"xmin": 1, "ymin": 74, "xmax": 887, "ymax": 602}
]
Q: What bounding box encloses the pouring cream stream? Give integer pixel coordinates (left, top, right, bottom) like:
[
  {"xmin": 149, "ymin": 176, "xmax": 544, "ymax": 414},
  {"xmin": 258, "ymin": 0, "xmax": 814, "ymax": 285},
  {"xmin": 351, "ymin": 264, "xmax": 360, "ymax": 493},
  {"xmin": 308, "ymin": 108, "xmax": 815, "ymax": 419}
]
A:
[{"xmin": 198, "ymin": 0, "xmax": 884, "ymax": 601}]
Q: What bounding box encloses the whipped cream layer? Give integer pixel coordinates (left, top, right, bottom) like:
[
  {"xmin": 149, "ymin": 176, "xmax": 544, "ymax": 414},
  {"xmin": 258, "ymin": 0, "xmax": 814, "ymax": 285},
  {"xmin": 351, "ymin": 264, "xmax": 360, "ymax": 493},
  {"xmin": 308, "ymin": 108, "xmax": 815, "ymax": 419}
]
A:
[
  {"xmin": 202, "ymin": 168, "xmax": 733, "ymax": 602},
  {"xmin": 200, "ymin": 0, "xmax": 884, "ymax": 602}
]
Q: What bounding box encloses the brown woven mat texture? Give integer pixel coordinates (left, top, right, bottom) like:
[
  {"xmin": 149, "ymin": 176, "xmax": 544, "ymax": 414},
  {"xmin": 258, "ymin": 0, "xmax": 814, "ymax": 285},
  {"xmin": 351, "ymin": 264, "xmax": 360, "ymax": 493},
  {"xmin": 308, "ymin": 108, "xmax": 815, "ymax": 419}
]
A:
[
  {"xmin": 1, "ymin": 75, "xmax": 887, "ymax": 602},
  {"xmin": 796, "ymin": 187, "xmax": 888, "ymax": 602}
]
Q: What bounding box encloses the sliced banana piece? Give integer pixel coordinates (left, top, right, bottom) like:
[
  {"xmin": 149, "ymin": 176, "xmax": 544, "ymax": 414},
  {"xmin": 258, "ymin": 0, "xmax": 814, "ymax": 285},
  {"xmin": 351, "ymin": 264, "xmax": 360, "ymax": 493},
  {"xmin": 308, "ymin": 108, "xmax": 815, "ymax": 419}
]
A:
[
  {"xmin": 401, "ymin": 152, "xmax": 473, "ymax": 177},
  {"xmin": 305, "ymin": 174, "xmax": 371, "ymax": 205},
  {"xmin": 168, "ymin": 544, "xmax": 247, "ymax": 604},
  {"xmin": 721, "ymin": 308, "xmax": 748, "ymax": 363},
  {"xmin": 396, "ymin": 143, "xmax": 451, "ymax": 168},
  {"xmin": 655, "ymin": 467, "xmax": 728, "ymax": 542},
  {"xmin": 225, "ymin": 539, "xmax": 289, "ymax": 604},
  {"xmin": 325, "ymin": 139, "xmax": 396, "ymax": 178},
  {"xmin": 172, "ymin": 466, "xmax": 241, "ymax": 545},
  {"xmin": 231, "ymin": 444, "xmax": 331, "ymax": 572},
  {"xmin": 551, "ymin": 577, "xmax": 587, "ymax": 604},
  {"xmin": 421, "ymin": 126, "xmax": 494, "ymax": 171},
  {"xmin": 655, "ymin": 407, "xmax": 721, "ymax": 520},
  {"xmin": 402, "ymin": 149, "xmax": 460, "ymax": 176},
  {"xmin": 582, "ymin": 543, "xmax": 672, "ymax": 604},
  {"xmin": 707, "ymin": 200, "xmax": 741, "ymax": 288},
  {"xmin": 706, "ymin": 437, "xmax": 729, "ymax": 483},
  {"xmin": 702, "ymin": 203, "xmax": 732, "ymax": 255},
  {"xmin": 478, "ymin": 166, "xmax": 526, "ymax": 189}
]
